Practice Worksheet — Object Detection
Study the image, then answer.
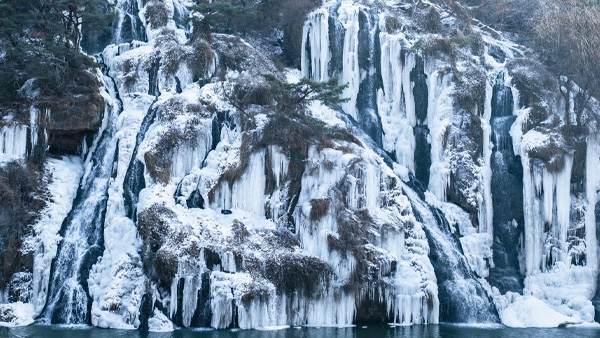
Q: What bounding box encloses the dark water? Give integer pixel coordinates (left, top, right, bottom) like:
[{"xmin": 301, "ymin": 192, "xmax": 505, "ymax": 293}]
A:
[{"xmin": 1, "ymin": 325, "xmax": 600, "ymax": 338}]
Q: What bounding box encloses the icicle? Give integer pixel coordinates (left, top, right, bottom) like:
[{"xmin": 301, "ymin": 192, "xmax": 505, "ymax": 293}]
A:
[
  {"xmin": 169, "ymin": 277, "xmax": 178, "ymax": 319},
  {"xmin": 427, "ymin": 70, "xmax": 454, "ymax": 201},
  {"xmin": 212, "ymin": 149, "xmax": 267, "ymax": 215},
  {"xmin": 479, "ymin": 80, "xmax": 494, "ymax": 236},
  {"xmin": 29, "ymin": 106, "xmax": 39, "ymax": 153},
  {"xmin": 210, "ymin": 272, "xmax": 234, "ymax": 329},
  {"xmin": 269, "ymin": 146, "xmax": 289, "ymax": 188},
  {"xmin": 403, "ymin": 53, "xmax": 417, "ymax": 126},
  {"xmin": 0, "ymin": 124, "xmax": 28, "ymax": 159},
  {"xmin": 182, "ymin": 275, "xmax": 200, "ymax": 327},
  {"xmin": 556, "ymin": 156, "xmax": 573, "ymax": 263},
  {"xmin": 44, "ymin": 108, "xmax": 50, "ymax": 146},
  {"xmin": 222, "ymin": 251, "xmax": 236, "ymax": 273},
  {"xmin": 377, "ymin": 32, "xmax": 417, "ymax": 172},
  {"xmin": 170, "ymin": 126, "xmax": 212, "ymax": 179}
]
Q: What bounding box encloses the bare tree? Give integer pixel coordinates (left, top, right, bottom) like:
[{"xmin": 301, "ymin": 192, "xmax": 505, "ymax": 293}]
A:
[{"xmin": 533, "ymin": 0, "xmax": 600, "ymax": 122}]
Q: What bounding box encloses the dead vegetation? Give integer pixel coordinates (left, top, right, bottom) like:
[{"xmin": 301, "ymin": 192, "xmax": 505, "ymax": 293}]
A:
[
  {"xmin": 453, "ymin": 66, "xmax": 487, "ymax": 113},
  {"xmin": 265, "ymin": 254, "xmax": 333, "ymax": 297},
  {"xmin": 327, "ymin": 210, "xmax": 371, "ymax": 260},
  {"xmin": 144, "ymin": 149, "xmax": 172, "ymax": 184},
  {"xmin": 145, "ymin": 1, "xmax": 170, "ymax": 29},
  {"xmin": 137, "ymin": 204, "xmax": 179, "ymax": 286},
  {"xmin": 526, "ymin": 132, "xmax": 570, "ymax": 173},
  {"xmin": 240, "ymin": 283, "xmax": 270, "ymax": 304},
  {"xmin": 0, "ymin": 161, "xmax": 45, "ymax": 289},
  {"xmin": 187, "ymin": 41, "xmax": 215, "ymax": 81},
  {"xmin": 146, "ymin": 100, "xmax": 211, "ymax": 184},
  {"xmin": 507, "ymin": 58, "xmax": 557, "ymax": 108},
  {"xmin": 309, "ymin": 198, "xmax": 331, "ymax": 221}
]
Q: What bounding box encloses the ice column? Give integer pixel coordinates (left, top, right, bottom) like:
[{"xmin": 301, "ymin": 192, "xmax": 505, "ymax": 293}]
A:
[
  {"xmin": 427, "ymin": 70, "xmax": 454, "ymax": 200},
  {"xmin": 377, "ymin": 32, "xmax": 418, "ymax": 172},
  {"xmin": 338, "ymin": 4, "xmax": 361, "ymax": 120},
  {"xmin": 0, "ymin": 124, "xmax": 28, "ymax": 159},
  {"xmin": 521, "ymin": 149, "xmax": 573, "ymax": 273},
  {"xmin": 479, "ymin": 80, "xmax": 494, "ymax": 236},
  {"xmin": 585, "ymin": 134, "xmax": 599, "ymax": 273},
  {"xmin": 301, "ymin": 9, "xmax": 330, "ymax": 82}
]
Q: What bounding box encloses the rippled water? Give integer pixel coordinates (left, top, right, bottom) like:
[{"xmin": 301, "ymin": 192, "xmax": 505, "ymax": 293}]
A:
[{"xmin": 1, "ymin": 325, "xmax": 600, "ymax": 338}]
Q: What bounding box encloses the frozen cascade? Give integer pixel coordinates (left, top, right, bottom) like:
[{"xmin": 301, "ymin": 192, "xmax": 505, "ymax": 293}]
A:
[
  {"xmin": 42, "ymin": 74, "xmax": 120, "ymax": 324},
  {"xmin": 30, "ymin": 157, "xmax": 84, "ymax": 316},
  {"xmin": 29, "ymin": 106, "xmax": 39, "ymax": 153},
  {"xmin": 299, "ymin": 3, "xmax": 500, "ymax": 325},
  {"xmin": 590, "ymin": 135, "xmax": 600, "ymax": 319},
  {"xmin": 212, "ymin": 150, "xmax": 267, "ymax": 215},
  {"xmin": 14, "ymin": 0, "xmax": 600, "ymax": 329},
  {"xmin": 338, "ymin": 4, "xmax": 361, "ymax": 120},
  {"xmin": 377, "ymin": 32, "xmax": 417, "ymax": 172},
  {"xmin": 584, "ymin": 134, "xmax": 599, "ymax": 274},
  {"xmin": 123, "ymin": 104, "xmax": 158, "ymax": 219},
  {"xmin": 266, "ymin": 145, "xmax": 290, "ymax": 221},
  {"xmin": 301, "ymin": 5, "xmax": 422, "ymax": 172},
  {"xmin": 479, "ymin": 80, "xmax": 494, "ymax": 237},
  {"xmin": 427, "ymin": 69, "xmax": 454, "ymax": 201},
  {"xmin": 301, "ymin": 9, "xmax": 330, "ymax": 82},
  {"xmin": 0, "ymin": 124, "xmax": 28, "ymax": 160},
  {"xmin": 87, "ymin": 88, "xmax": 155, "ymax": 328},
  {"xmin": 181, "ymin": 275, "xmax": 200, "ymax": 327},
  {"xmin": 520, "ymin": 147, "xmax": 574, "ymax": 273},
  {"xmin": 87, "ymin": 0, "xmax": 205, "ymax": 328},
  {"xmin": 294, "ymin": 146, "xmax": 438, "ymax": 325},
  {"xmin": 514, "ymin": 123, "xmax": 597, "ymax": 322},
  {"xmin": 168, "ymin": 257, "xmax": 211, "ymax": 328},
  {"xmin": 403, "ymin": 182, "xmax": 499, "ymax": 323}
]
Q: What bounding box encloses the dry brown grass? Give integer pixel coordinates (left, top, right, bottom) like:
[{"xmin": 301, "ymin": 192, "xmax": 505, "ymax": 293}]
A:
[
  {"xmin": 309, "ymin": 198, "xmax": 331, "ymax": 221},
  {"xmin": 144, "ymin": 151, "xmax": 171, "ymax": 184},
  {"xmin": 0, "ymin": 161, "xmax": 45, "ymax": 288},
  {"xmin": 187, "ymin": 41, "xmax": 215, "ymax": 81},
  {"xmin": 138, "ymin": 204, "xmax": 178, "ymax": 285},
  {"xmin": 145, "ymin": 1, "xmax": 169, "ymax": 29},
  {"xmin": 265, "ymin": 253, "xmax": 333, "ymax": 297}
]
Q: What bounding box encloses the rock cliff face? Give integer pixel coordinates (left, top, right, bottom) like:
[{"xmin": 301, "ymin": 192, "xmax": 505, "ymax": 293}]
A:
[{"xmin": 0, "ymin": 0, "xmax": 598, "ymax": 331}]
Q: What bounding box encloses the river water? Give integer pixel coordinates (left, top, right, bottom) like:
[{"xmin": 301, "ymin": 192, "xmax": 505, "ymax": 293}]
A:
[{"xmin": 1, "ymin": 325, "xmax": 599, "ymax": 338}]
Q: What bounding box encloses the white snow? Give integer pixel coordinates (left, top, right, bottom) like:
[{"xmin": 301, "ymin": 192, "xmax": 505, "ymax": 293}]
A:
[
  {"xmin": 500, "ymin": 296, "xmax": 577, "ymax": 328},
  {"xmin": 0, "ymin": 302, "xmax": 35, "ymax": 327},
  {"xmin": 148, "ymin": 310, "xmax": 174, "ymax": 332}
]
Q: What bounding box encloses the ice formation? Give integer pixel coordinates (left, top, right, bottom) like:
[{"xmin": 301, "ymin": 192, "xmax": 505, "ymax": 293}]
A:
[
  {"xmin": 26, "ymin": 157, "xmax": 84, "ymax": 316},
  {"xmin": 0, "ymin": 124, "xmax": 28, "ymax": 161},
  {"xmin": 0, "ymin": 0, "xmax": 598, "ymax": 331}
]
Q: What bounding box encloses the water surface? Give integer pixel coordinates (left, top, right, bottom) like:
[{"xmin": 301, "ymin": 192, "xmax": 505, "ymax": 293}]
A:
[{"xmin": 1, "ymin": 325, "xmax": 600, "ymax": 338}]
